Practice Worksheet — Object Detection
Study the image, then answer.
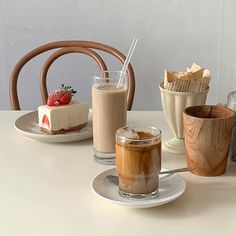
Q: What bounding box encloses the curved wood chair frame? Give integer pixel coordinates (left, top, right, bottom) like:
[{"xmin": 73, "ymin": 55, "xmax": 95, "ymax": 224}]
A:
[
  {"xmin": 9, "ymin": 40, "xmax": 135, "ymax": 110},
  {"xmin": 40, "ymin": 47, "xmax": 107, "ymax": 104}
]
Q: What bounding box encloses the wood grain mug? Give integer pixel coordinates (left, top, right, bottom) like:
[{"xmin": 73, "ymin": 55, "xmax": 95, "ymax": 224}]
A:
[{"xmin": 183, "ymin": 105, "xmax": 233, "ymax": 176}]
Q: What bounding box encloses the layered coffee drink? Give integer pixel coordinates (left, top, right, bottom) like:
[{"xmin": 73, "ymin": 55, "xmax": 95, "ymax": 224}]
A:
[
  {"xmin": 92, "ymin": 71, "xmax": 127, "ymax": 164},
  {"xmin": 116, "ymin": 126, "xmax": 161, "ymax": 199}
]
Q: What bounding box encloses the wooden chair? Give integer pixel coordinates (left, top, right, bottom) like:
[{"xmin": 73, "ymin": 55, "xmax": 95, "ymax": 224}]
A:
[{"xmin": 9, "ymin": 40, "xmax": 135, "ymax": 110}]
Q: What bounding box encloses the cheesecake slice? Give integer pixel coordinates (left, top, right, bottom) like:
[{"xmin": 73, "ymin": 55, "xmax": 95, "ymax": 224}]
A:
[{"xmin": 38, "ymin": 101, "xmax": 89, "ymax": 134}]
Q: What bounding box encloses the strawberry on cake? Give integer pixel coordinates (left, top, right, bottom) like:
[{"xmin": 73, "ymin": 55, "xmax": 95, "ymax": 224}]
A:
[{"xmin": 38, "ymin": 84, "xmax": 89, "ymax": 134}]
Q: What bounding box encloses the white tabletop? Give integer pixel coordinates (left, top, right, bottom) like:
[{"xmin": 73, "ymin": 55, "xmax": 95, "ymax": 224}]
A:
[{"xmin": 0, "ymin": 111, "xmax": 236, "ymax": 236}]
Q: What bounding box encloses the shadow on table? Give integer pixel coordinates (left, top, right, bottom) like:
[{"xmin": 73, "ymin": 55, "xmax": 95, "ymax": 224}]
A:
[
  {"xmin": 130, "ymin": 180, "xmax": 236, "ymax": 218},
  {"xmin": 41, "ymin": 138, "xmax": 93, "ymax": 147}
]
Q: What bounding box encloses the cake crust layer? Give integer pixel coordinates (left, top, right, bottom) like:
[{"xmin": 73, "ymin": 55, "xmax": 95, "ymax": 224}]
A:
[{"xmin": 40, "ymin": 122, "xmax": 87, "ymax": 135}]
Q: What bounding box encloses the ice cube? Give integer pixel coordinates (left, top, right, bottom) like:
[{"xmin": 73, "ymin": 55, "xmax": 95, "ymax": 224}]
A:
[{"xmin": 121, "ymin": 128, "xmax": 139, "ymax": 139}]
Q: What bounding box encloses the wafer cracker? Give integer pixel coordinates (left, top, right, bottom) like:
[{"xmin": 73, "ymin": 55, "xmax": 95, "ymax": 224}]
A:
[{"xmin": 163, "ymin": 63, "xmax": 211, "ymax": 92}]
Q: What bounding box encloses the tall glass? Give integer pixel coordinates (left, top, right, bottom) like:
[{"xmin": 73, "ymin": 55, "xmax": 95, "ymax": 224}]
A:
[{"xmin": 92, "ymin": 71, "xmax": 127, "ymax": 165}]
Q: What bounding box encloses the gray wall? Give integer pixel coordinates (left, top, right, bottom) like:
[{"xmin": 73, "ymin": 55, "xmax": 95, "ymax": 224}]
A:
[{"xmin": 0, "ymin": 0, "xmax": 235, "ymax": 110}]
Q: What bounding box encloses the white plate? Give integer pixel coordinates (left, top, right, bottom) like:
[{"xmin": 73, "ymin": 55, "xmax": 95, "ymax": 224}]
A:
[
  {"xmin": 92, "ymin": 168, "xmax": 186, "ymax": 209},
  {"xmin": 15, "ymin": 110, "xmax": 93, "ymax": 143}
]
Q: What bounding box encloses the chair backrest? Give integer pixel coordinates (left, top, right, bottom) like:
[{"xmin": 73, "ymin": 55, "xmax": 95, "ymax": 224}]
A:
[{"xmin": 9, "ymin": 40, "xmax": 135, "ymax": 110}]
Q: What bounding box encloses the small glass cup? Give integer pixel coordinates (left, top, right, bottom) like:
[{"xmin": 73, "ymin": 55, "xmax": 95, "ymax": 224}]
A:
[
  {"xmin": 92, "ymin": 71, "xmax": 127, "ymax": 165},
  {"xmin": 227, "ymin": 91, "xmax": 236, "ymax": 162},
  {"xmin": 116, "ymin": 126, "xmax": 161, "ymax": 199}
]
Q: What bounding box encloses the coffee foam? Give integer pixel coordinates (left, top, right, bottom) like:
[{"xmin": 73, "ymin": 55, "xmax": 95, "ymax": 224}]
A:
[
  {"xmin": 95, "ymin": 83, "xmax": 126, "ymax": 92},
  {"xmin": 118, "ymin": 129, "xmax": 159, "ymax": 146}
]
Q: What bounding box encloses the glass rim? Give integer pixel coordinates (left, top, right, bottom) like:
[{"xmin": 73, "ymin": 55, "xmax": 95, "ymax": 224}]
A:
[
  {"xmin": 116, "ymin": 126, "xmax": 161, "ymax": 142},
  {"xmin": 93, "ymin": 70, "xmax": 127, "ymax": 79},
  {"xmin": 227, "ymin": 101, "xmax": 236, "ymax": 104},
  {"xmin": 228, "ymin": 91, "xmax": 236, "ymax": 97},
  {"xmin": 184, "ymin": 105, "xmax": 234, "ymax": 120}
]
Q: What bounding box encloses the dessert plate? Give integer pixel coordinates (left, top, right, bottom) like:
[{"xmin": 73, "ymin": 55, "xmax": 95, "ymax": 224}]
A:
[
  {"xmin": 15, "ymin": 110, "xmax": 93, "ymax": 143},
  {"xmin": 92, "ymin": 168, "xmax": 186, "ymax": 209}
]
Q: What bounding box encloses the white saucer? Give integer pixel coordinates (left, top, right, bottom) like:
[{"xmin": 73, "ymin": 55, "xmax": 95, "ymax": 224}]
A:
[
  {"xmin": 15, "ymin": 110, "xmax": 93, "ymax": 143},
  {"xmin": 92, "ymin": 168, "xmax": 186, "ymax": 209}
]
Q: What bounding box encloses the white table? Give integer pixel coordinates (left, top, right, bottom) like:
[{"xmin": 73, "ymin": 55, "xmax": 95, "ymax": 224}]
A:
[{"xmin": 0, "ymin": 111, "xmax": 236, "ymax": 236}]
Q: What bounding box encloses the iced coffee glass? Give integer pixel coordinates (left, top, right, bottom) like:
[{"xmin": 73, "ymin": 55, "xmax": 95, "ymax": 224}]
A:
[
  {"xmin": 92, "ymin": 71, "xmax": 127, "ymax": 165},
  {"xmin": 116, "ymin": 126, "xmax": 161, "ymax": 199}
]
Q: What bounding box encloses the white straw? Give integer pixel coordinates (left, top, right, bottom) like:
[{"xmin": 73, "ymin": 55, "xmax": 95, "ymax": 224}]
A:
[{"xmin": 117, "ymin": 37, "xmax": 138, "ymax": 87}]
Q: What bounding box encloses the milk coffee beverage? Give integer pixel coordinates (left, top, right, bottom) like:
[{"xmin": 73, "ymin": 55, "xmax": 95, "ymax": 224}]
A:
[
  {"xmin": 92, "ymin": 71, "xmax": 127, "ymax": 165},
  {"xmin": 116, "ymin": 127, "xmax": 161, "ymax": 199},
  {"xmin": 92, "ymin": 84, "xmax": 127, "ymax": 152}
]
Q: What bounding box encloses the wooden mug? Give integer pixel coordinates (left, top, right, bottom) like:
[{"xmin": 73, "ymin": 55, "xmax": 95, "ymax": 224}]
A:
[{"xmin": 183, "ymin": 105, "xmax": 233, "ymax": 176}]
